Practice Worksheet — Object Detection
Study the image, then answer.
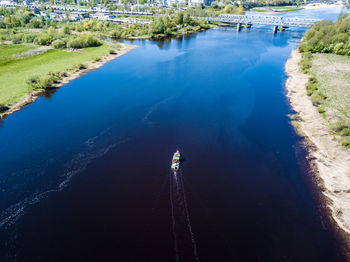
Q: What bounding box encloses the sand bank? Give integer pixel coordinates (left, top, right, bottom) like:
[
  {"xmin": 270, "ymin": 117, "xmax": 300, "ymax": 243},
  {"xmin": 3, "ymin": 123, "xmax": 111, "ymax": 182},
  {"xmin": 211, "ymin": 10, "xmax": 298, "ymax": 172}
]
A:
[
  {"xmin": 285, "ymin": 50, "xmax": 350, "ymax": 240},
  {"xmin": 0, "ymin": 43, "xmax": 137, "ymax": 119},
  {"xmin": 304, "ymin": 3, "xmax": 346, "ymax": 10}
]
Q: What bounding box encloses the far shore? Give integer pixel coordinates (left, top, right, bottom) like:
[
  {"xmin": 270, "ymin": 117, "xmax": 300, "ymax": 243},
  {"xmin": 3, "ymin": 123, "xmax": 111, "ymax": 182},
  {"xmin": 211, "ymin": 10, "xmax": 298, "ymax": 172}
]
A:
[
  {"xmin": 285, "ymin": 50, "xmax": 350, "ymax": 244},
  {"xmin": 0, "ymin": 43, "xmax": 137, "ymax": 119},
  {"xmin": 304, "ymin": 3, "xmax": 346, "ymax": 10}
]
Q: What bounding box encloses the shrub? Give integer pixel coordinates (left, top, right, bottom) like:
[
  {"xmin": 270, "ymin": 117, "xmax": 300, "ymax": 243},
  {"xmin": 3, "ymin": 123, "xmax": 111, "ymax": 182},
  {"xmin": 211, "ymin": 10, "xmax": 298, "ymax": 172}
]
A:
[
  {"xmin": 26, "ymin": 75, "xmax": 40, "ymax": 87},
  {"xmin": 12, "ymin": 37, "xmax": 22, "ymax": 44},
  {"xmin": 341, "ymin": 128, "xmax": 350, "ymax": 136},
  {"xmin": 109, "ymin": 49, "xmax": 116, "ymax": 54},
  {"xmin": 0, "ymin": 104, "xmax": 9, "ymax": 113},
  {"xmin": 62, "ymin": 25, "xmax": 70, "ymax": 35},
  {"xmin": 37, "ymin": 34, "xmax": 53, "ymax": 45},
  {"xmin": 67, "ymin": 34, "xmax": 101, "ymax": 49},
  {"xmin": 51, "ymin": 39, "xmax": 66, "ymax": 49},
  {"xmin": 299, "ymin": 52, "xmax": 312, "ymax": 73},
  {"xmin": 77, "ymin": 63, "xmax": 86, "ymax": 70},
  {"xmin": 310, "ymin": 93, "xmax": 322, "ymax": 106},
  {"xmin": 306, "ymin": 77, "xmax": 318, "ymax": 96},
  {"xmin": 318, "ymin": 107, "xmax": 326, "ymax": 113},
  {"xmin": 24, "ymin": 33, "xmax": 37, "ymax": 43},
  {"xmin": 330, "ymin": 121, "xmax": 349, "ymax": 134},
  {"xmin": 341, "ymin": 136, "xmax": 350, "ymax": 148},
  {"xmin": 38, "ymin": 75, "xmax": 56, "ymax": 89}
]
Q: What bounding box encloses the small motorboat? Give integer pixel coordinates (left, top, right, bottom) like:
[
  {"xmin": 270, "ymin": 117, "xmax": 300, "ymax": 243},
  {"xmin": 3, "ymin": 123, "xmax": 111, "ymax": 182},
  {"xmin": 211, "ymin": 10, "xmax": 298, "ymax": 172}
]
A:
[{"xmin": 171, "ymin": 150, "xmax": 181, "ymax": 171}]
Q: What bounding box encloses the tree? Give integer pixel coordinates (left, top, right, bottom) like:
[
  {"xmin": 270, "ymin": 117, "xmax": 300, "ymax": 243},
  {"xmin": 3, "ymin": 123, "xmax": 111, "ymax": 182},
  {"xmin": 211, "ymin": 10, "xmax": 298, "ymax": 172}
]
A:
[
  {"xmin": 235, "ymin": 4, "xmax": 244, "ymax": 15},
  {"xmin": 184, "ymin": 13, "xmax": 192, "ymax": 26},
  {"xmin": 175, "ymin": 12, "xmax": 184, "ymax": 25},
  {"xmin": 223, "ymin": 4, "xmax": 234, "ymax": 14}
]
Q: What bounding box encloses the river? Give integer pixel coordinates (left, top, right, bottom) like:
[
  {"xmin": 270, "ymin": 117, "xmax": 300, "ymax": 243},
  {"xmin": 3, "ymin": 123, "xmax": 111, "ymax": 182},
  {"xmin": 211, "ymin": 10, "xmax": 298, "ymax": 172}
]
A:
[{"xmin": 0, "ymin": 7, "xmax": 348, "ymax": 262}]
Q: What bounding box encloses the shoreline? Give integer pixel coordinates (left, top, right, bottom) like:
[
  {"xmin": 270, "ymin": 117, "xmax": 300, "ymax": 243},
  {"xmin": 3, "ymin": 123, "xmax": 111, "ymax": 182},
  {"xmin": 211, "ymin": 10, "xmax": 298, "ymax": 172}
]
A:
[
  {"xmin": 303, "ymin": 3, "xmax": 346, "ymax": 10},
  {"xmin": 0, "ymin": 43, "xmax": 137, "ymax": 119},
  {"xmin": 285, "ymin": 50, "xmax": 350, "ymax": 250}
]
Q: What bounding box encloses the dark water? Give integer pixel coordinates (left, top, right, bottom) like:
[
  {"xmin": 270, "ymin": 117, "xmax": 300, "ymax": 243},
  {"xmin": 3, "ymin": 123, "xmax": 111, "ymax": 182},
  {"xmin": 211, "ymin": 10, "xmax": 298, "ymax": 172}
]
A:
[{"xmin": 0, "ymin": 8, "xmax": 348, "ymax": 262}]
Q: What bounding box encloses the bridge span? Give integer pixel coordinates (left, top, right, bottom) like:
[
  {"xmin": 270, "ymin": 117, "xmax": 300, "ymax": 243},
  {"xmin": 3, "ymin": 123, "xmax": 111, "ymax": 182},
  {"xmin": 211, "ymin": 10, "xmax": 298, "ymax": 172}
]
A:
[{"xmin": 202, "ymin": 14, "xmax": 321, "ymax": 32}]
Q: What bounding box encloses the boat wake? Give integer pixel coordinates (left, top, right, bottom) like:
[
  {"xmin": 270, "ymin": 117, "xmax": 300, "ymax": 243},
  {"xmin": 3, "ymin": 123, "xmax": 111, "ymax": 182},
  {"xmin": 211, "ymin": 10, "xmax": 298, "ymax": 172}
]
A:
[
  {"xmin": 0, "ymin": 133, "xmax": 130, "ymax": 230},
  {"xmin": 169, "ymin": 170, "xmax": 200, "ymax": 262},
  {"xmin": 143, "ymin": 96, "xmax": 174, "ymax": 127}
]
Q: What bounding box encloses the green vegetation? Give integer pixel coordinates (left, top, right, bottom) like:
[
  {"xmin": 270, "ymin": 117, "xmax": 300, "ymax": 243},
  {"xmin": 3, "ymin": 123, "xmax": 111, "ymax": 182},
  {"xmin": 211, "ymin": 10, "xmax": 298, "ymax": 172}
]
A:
[
  {"xmin": 299, "ymin": 14, "xmax": 350, "ymax": 55},
  {"xmin": 309, "ymin": 53, "xmax": 350, "ymax": 147},
  {"xmin": 299, "ymin": 52, "xmax": 312, "ymax": 73},
  {"xmin": 148, "ymin": 12, "xmax": 210, "ymax": 39},
  {"xmin": 251, "ymin": 5, "xmax": 303, "ymax": 13},
  {"xmin": 0, "ymin": 44, "xmax": 37, "ymax": 66},
  {"xmin": 0, "ymin": 43, "xmax": 112, "ymax": 106},
  {"xmin": 299, "ymin": 15, "xmax": 350, "ymax": 148}
]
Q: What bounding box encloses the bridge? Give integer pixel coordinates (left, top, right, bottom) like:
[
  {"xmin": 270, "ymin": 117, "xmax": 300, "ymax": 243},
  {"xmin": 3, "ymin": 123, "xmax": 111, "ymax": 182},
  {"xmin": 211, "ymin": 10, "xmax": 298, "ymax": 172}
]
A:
[{"xmin": 202, "ymin": 14, "xmax": 321, "ymax": 33}]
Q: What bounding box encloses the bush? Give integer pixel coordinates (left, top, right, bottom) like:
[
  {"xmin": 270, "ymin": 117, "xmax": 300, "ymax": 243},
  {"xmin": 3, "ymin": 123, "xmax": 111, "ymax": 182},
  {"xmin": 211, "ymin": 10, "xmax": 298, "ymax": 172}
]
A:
[
  {"xmin": 0, "ymin": 104, "xmax": 9, "ymax": 113},
  {"xmin": 24, "ymin": 33, "xmax": 37, "ymax": 43},
  {"xmin": 26, "ymin": 75, "xmax": 40, "ymax": 87},
  {"xmin": 306, "ymin": 76, "xmax": 318, "ymax": 96},
  {"xmin": 341, "ymin": 128, "xmax": 350, "ymax": 136},
  {"xmin": 51, "ymin": 39, "xmax": 66, "ymax": 49},
  {"xmin": 341, "ymin": 136, "xmax": 350, "ymax": 148},
  {"xmin": 310, "ymin": 92, "xmax": 323, "ymax": 106},
  {"xmin": 67, "ymin": 34, "xmax": 101, "ymax": 49},
  {"xmin": 61, "ymin": 25, "xmax": 70, "ymax": 35},
  {"xmin": 12, "ymin": 37, "xmax": 22, "ymax": 44},
  {"xmin": 77, "ymin": 63, "xmax": 86, "ymax": 70},
  {"xmin": 299, "ymin": 52, "xmax": 312, "ymax": 73},
  {"xmin": 318, "ymin": 106, "xmax": 326, "ymax": 113},
  {"xmin": 330, "ymin": 121, "xmax": 349, "ymax": 134},
  {"xmin": 37, "ymin": 34, "xmax": 53, "ymax": 45},
  {"xmin": 109, "ymin": 49, "xmax": 116, "ymax": 54},
  {"xmin": 38, "ymin": 75, "xmax": 56, "ymax": 89}
]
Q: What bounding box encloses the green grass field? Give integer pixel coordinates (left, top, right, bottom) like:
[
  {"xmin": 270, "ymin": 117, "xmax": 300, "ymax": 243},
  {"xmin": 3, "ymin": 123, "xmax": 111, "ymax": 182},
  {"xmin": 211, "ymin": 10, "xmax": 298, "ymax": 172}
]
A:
[
  {"xmin": 0, "ymin": 44, "xmax": 36, "ymax": 58},
  {"xmin": 251, "ymin": 6, "xmax": 303, "ymax": 13},
  {"xmin": 310, "ymin": 53, "xmax": 350, "ymax": 147},
  {"xmin": 0, "ymin": 44, "xmax": 38, "ymax": 66},
  {"xmin": 0, "ymin": 44, "xmax": 111, "ymax": 106}
]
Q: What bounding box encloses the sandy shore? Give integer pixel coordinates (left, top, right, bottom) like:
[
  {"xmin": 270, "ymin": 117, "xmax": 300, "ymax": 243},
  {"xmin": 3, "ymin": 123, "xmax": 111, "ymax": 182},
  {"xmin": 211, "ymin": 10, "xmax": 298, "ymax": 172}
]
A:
[
  {"xmin": 285, "ymin": 50, "xmax": 350, "ymax": 241},
  {"xmin": 0, "ymin": 43, "xmax": 137, "ymax": 119},
  {"xmin": 304, "ymin": 3, "xmax": 346, "ymax": 10}
]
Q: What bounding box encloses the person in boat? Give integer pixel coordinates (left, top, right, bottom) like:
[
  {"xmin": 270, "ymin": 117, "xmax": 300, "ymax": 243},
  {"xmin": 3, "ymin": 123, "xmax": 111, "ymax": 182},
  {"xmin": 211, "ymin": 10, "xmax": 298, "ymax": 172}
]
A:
[{"xmin": 172, "ymin": 150, "xmax": 181, "ymax": 170}]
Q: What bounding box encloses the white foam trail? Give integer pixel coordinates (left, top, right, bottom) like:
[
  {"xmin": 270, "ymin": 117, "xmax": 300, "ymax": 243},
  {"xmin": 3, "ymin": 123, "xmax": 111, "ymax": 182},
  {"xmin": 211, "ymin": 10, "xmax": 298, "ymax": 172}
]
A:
[
  {"xmin": 169, "ymin": 172, "xmax": 180, "ymax": 262},
  {"xmin": 0, "ymin": 136, "xmax": 130, "ymax": 230},
  {"xmin": 143, "ymin": 96, "xmax": 174, "ymax": 127},
  {"xmin": 179, "ymin": 171, "xmax": 200, "ymax": 262}
]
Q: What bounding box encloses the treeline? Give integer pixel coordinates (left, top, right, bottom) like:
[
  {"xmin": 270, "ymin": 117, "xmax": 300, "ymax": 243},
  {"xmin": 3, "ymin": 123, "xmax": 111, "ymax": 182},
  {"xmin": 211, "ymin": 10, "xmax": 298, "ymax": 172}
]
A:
[
  {"xmin": 0, "ymin": 7, "xmax": 209, "ymax": 41},
  {"xmin": 149, "ymin": 12, "xmax": 210, "ymax": 38},
  {"xmin": 299, "ymin": 14, "xmax": 350, "ymax": 55},
  {"xmin": 0, "ymin": 8, "xmax": 104, "ymax": 48}
]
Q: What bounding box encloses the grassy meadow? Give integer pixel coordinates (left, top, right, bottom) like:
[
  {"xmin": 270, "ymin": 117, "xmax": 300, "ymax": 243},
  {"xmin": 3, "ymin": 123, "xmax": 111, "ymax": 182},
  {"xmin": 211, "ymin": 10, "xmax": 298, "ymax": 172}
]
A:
[
  {"xmin": 251, "ymin": 6, "xmax": 303, "ymax": 13},
  {"xmin": 0, "ymin": 43, "xmax": 112, "ymax": 106},
  {"xmin": 310, "ymin": 53, "xmax": 350, "ymax": 147}
]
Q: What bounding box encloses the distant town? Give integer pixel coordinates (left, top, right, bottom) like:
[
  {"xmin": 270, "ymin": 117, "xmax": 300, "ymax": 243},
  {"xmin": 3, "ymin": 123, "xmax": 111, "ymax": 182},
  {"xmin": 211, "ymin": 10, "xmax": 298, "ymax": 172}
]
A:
[{"xmin": 0, "ymin": 0, "xmax": 347, "ymax": 26}]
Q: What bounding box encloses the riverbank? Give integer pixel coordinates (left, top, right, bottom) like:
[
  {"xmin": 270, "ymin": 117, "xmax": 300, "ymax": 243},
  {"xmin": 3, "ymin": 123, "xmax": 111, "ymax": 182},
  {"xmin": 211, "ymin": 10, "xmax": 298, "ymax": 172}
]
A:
[
  {"xmin": 0, "ymin": 43, "xmax": 136, "ymax": 119},
  {"xmin": 285, "ymin": 50, "xmax": 350, "ymax": 243},
  {"xmin": 251, "ymin": 6, "xmax": 304, "ymax": 14},
  {"xmin": 304, "ymin": 3, "xmax": 346, "ymax": 10}
]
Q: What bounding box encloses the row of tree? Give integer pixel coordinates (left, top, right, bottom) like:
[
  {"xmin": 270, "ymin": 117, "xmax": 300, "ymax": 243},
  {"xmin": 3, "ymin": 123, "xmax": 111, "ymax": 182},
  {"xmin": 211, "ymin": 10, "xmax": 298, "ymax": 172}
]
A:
[{"xmin": 299, "ymin": 14, "xmax": 350, "ymax": 56}]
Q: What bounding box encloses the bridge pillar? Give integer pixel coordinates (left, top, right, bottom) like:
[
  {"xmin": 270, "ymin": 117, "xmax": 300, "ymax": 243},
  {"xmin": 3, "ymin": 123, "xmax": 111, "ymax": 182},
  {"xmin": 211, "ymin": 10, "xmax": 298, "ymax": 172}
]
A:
[
  {"xmin": 237, "ymin": 23, "xmax": 242, "ymax": 32},
  {"xmin": 273, "ymin": 25, "xmax": 278, "ymax": 34},
  {"xmin": 246, "ymin": 23, "xmax": 252, "ymax": 29}
]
